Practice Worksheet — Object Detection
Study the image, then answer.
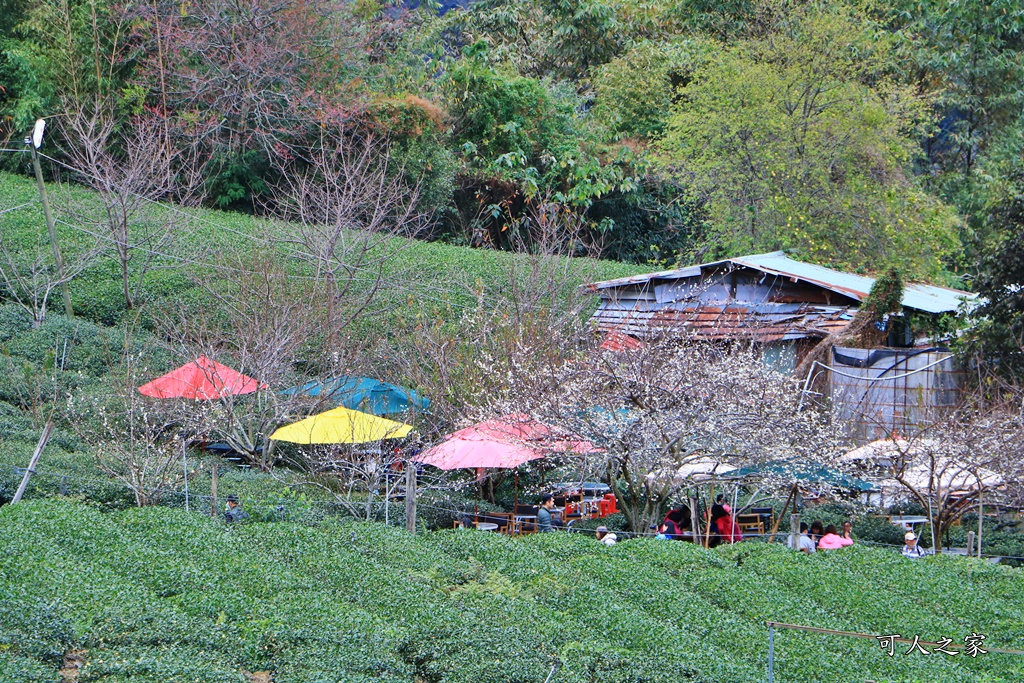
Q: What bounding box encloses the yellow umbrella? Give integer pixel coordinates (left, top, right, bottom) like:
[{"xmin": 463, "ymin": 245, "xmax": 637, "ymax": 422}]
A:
[{"xmin": 269, "ymin": 406, "xmax": 413, "ymax": 444}]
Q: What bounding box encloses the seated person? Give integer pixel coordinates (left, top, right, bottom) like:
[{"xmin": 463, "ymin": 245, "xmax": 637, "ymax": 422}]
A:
[
  {"xmin": 661, "ymin": 518, "xmax": 681, "ymax": 539},
  {"xmin": 817, "ymin": 524, "xmax": 853, "ymax": 549},
  {"xmin": 808, "ymin": 520, "xmax": 825, "ymax": 546},
  {"xmin": 665, "ymin": 506, "xmax": 692, "ymax": 531},
  {"xmin": 788, "ymin": 522, "xmax": 816, "ymax": 553},
  {"xmin": 595, "ymin": 525, "xmax": 618, "ymax": 545},
  {"xmin": 537, "ymin": 493, "xmax": 555, "ymax": 533},
  {"xmin": 651, "ymin": 522, "xmax": 673, "ymax": 539}
]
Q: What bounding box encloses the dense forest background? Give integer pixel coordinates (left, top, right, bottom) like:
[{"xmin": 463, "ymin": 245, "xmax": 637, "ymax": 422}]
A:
[{"xmin": 1, "ymin": 0, "xmax": 1023, "ymax": 361}]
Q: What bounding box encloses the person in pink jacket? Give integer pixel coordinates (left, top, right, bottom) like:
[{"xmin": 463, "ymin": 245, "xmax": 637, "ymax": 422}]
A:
[{"xmin": 817, "ymin": 524, "xmax": 854, "ymax": 549}]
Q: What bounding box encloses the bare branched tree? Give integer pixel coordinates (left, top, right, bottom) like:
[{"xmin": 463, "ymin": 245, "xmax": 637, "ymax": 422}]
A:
[
  {"xmin": 524, "ymin": 339, "xmax": 847, "ymax": 532},
  {"xmin": 57, "ymin": 111, "xmax": 202, "ymax": 311},
  {"xmin": 153, "ymin": 248, "xmax": 358, "ymax": 471},
  {"xmin": 297, "ymin": 442, "xmax": 411, "ymax": 521},
  {"xmin": 273, "ymin": 131, "xmax": 427, "ymax": 345},
  {"xmin": 390, "ymin": 213, "xmax": 597, "ymax": 432},
  {"xmin": 68, "ymin": 328, "xmax": 193, "ymax": 506},
  {"xmin": 847, "ymin": 396, "xmax": 1024, "ymax": 551},
  {"xmin": 0, "ymin": 228, "xmax": 100, "ymax": 327}
]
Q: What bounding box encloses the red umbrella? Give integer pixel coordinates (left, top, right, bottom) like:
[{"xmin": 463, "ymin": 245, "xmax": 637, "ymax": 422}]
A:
[{"xmin": 137, "ymin": 355, "xmax": 267, "ymax": 400}]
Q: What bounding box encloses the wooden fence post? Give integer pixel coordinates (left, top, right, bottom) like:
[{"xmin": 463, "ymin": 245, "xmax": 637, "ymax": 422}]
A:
[
  {"xmin": 12, "ymin": 422, "xmax": 53, "ymax": 504},
  {"xmin": 210, "ymin": 463, "xmax": 218, "ymax": 519},
  {"xmin": 405, "ymin": 463, "xmax": 417, "ymax": 534}
]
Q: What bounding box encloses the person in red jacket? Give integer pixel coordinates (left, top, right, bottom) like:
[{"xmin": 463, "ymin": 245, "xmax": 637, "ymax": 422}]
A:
[{"xmin": 710, "ymin": 504, "xmax": 742, "ymax": 546}]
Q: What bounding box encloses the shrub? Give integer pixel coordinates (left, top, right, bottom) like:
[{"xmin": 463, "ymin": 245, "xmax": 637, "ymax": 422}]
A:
[{"xmin": 2, "ymin": 499, "xmax": 1022, "ymax": 683}]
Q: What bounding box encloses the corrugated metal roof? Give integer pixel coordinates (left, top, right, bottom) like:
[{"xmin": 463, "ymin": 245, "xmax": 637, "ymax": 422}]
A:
[
  {"xmin": 592, "ymin": 302, "xmax": 855, "ymax": 342},
  {"xmin": 585, "ymin": 251, "xmax": 976, "ymax": 315},
  {"xmin": 600, "ymin": 330, "xmax": 646, "ymax": 352}
]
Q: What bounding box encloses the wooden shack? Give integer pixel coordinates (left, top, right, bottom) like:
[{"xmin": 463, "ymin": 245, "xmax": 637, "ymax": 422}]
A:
[{"xmin": 585, "ymin": 251, "xmax": 977, "ymax": 441}]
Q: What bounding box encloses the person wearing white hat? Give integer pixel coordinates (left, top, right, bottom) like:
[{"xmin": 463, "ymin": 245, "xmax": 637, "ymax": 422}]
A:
[{"xmin": 902, "ymin": 531, "xmax": 926, "ymax": 558}]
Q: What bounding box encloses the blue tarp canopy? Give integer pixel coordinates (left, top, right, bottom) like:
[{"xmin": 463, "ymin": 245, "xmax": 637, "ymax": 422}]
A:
[
  {"xmin": 730, "ymin": 460, "xmax": 874, "ymax": 491},
  {"xmin": 282, "ymin": 377, "xmax": 430, "ymax": 416}
]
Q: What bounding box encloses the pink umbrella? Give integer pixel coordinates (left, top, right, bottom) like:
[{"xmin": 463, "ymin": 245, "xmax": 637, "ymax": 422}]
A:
[
  {"xmin": 416, "ymin": 413, "xmax": 599, "ymax": 470},
  {"xmin": 415, "ymin": 438, "xmax": 544, "ymax": 471},
  {"xmin": 417, "ymin": 414, "xmax": 601, "ymax": 513}
]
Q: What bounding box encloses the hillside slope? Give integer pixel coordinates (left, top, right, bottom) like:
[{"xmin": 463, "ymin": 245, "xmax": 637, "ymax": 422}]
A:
[
  {"xmin": 0, "ymin": 171, "xmax": 643, "ymax": 329},
  {"xmin": 2, "ymin": 501, "xmax": 1022, "ymax": 683}
]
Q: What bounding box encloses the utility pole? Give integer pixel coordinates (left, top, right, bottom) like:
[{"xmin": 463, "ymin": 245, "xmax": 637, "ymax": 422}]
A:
[
  {"xmin": 26, "ymin": 119, "xmax": 73, "ymax": 318},
  {"xmin": 182, "ymin": 439, "xmax": 190, "ymax": 513},
  {"xmin": 977, "ymin": 490, "xmax": 984, "ymax": 559},
  {"xmin": 789, "ymin": 513, "xmax": 801, "ymax": 550}
]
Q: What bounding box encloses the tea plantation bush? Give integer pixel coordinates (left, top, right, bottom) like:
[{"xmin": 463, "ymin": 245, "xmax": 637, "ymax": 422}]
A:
[{"xmin": 2, "ymin": 500, "xmax": 1023, "ymax": 683}]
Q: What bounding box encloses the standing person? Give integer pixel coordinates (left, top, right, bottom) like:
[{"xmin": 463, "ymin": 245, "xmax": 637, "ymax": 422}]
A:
[
  {"xmin": 595, "ymin": 526, "xmax": 617, "ymax": 545},
  {"xmin": 842, "ymin": 521, "xmax": 854, "ymax": 542},
  {"xmin": 224, "ymin": 494, "xmax": 248, "ymax": 523},
  {"xmin": 788, "ymin": 522, "xmax": 816, "ymax": 554},
  {"xmin": 817, "ymin": 524, "xmax": 853, "ymax": 549},
  {"xmin": 710, "ymin": 504, "xmax": 742, "ymax": 546},
  {"xmin": 536, "ymin": 493, "xmax": 555, "ymax": 533},
  {"xmin": 902, "ymin": 532, "xmax": 926, "ymax": 558}
]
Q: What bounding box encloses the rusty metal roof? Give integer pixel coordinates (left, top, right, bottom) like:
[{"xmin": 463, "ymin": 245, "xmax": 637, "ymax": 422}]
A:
[
  {"xmin": 585, "ymin": 251, "xmax": 976, "ymax": 315},
  {"xmin": 592, "ymin": 302, "xmax": 855, "ymax": 342},
  {"xmin": 600, "ymin": 330, "xmax": 646, "ymax": 352}
]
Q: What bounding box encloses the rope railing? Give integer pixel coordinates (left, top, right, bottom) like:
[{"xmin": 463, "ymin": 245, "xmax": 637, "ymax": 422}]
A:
[
  {"xmin": 4, "ymin": 461, "xmax": 1024, "ymax": 558},
  {"xmin": 764, "ymin": 620, "xmax": 1024, "ymax": 683}
]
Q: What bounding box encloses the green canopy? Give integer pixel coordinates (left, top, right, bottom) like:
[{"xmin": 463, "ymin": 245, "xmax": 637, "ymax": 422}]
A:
[{"xmin": 731, "ymin": 461, "xmax": 874, "ymax": 491}]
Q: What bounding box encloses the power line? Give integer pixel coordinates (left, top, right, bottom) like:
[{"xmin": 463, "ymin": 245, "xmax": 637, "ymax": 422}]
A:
[
  {"xmin": 34, "ymin": 151, "xmax": 598, "ymax": 316},
  {"xmin": 0, "ymin": 202, "xmax": 36, "ymax": 216}
]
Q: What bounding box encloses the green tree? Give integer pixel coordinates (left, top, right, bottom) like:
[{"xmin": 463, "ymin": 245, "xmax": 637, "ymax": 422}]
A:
[
  {"xmin": 441, "ymin": 47, "xmax": 640, "ymax": 249},
  {"xmin": 884, "ymin": 1, "xmax": 1024, "ymax": 267},
  {"xmin": 0, "ymin": 0, "xmax": 133, "ymax": 138},
  {"xmin": 658, "ymin": 5, "xmax": 960, "ymax": 277},
  {"xmin": 593, "ymin": 39, "xmax": 714, "ymax": 140},
  {"xmin": 962, "ymin": 206, "xmax": 1024, "ymax": 383},
  {"xmin": 889, "ymin": 0, "xmax": 1024, "ymax": 177}
]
